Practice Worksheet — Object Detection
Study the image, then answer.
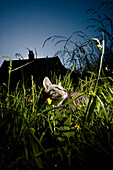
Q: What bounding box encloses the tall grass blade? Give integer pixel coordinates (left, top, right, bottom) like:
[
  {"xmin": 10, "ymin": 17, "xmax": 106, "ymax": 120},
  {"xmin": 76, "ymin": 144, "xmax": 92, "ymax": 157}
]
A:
[
  {"xmin": 28, "ymin": 128, "xmax": 54, "ymax": 167},
  {"xmin": 11, "ymin": 60, "xmax": 34, "ymax": 72}
]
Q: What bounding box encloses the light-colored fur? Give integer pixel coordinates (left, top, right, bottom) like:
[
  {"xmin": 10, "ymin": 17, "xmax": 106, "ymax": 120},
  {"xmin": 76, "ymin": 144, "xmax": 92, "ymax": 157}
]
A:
[
  {"xmin": 43, "ymin": 77, "xmax": 68, "ymax": 106},
  {"xmin": 43, "ymin": 77, "xmax": 89, "ymax": 108}
]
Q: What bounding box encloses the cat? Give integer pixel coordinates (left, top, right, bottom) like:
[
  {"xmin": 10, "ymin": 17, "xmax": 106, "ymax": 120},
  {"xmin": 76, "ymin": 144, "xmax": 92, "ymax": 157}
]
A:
[{"xmin": 43, "ymin": 77, "xmax": 89, "ymax": 110}]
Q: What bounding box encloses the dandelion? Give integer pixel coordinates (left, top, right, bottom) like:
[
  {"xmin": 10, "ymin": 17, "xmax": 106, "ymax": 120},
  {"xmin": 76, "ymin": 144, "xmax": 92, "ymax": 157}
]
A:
[
  {"xmin": 46, "ymin": 98, "xmax": 52, "ymax": 105},
  {"xmin": 28, "ymin": 99, "xmax": 33, "ymax": 103},
  {"xmin": 75, "ymin": 124, "xmax": 81, "ymax": 131}
]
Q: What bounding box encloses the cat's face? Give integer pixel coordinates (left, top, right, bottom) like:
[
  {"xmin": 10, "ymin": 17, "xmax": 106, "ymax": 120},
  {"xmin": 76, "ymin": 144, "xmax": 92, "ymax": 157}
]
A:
[{"xmin": 43, "ymin": 77, "xmax": 67, "ymax": 106}]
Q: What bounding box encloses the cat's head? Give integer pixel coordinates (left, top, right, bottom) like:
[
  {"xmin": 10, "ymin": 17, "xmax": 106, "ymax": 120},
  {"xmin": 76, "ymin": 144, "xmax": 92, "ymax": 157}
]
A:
[{"xmin": 43, "ymin": 77, "xmax": 67, "ymax": 106}]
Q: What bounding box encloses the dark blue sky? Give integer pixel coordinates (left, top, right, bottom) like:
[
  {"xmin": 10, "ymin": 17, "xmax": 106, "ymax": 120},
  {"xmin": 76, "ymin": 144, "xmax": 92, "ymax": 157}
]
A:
[{"xmin": 0, "ymin": 0, "xmax": 108, "ymax": 65}]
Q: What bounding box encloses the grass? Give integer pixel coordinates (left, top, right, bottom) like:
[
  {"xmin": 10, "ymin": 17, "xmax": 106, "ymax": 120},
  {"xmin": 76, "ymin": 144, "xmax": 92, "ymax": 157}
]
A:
[
  {"xmin": 0, "ymin": 71, "xmax": 113, "ymax": 169},
  {"xmin": 0, "ymin": 35, "xmax": 113, "ymax": 169}
]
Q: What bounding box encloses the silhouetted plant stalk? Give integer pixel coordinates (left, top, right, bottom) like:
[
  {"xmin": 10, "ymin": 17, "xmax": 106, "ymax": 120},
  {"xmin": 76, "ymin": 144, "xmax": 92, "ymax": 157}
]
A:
[
  {"xmin": 7, "ymin": 60, "xmax": 12, "ymax": 108},
  {"xmin": 8, "ymin": 60, "xmax": 12, "ymax": 95},
  {"xmin": 86, "ymin": 2, "xmax": 113, "ymax": 76},
  {"xmin": 31, "ymin": 75, "xmax": 35, "ymax": 113},
  {"xmin": 94, "ymin": 32, "xmax": 105, "ymax": 93},
  {"xmin": 85, "ymin": 32, "xmax": 105, "ymax": 121},
  {"xmin": 42, "ymin": 2, "xmax": 113, "ymax": 75},
  {"xmin": 43, "ymin": 31, "xmax": 98, "ymax": 72}
]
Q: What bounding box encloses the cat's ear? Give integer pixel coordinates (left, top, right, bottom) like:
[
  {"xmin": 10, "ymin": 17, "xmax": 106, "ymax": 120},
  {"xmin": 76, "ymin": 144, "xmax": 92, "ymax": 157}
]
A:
[
  {"xmin": 43, "ymin": 77, "xmax": 52, "ymax": 91},
  {"xmin": 58, "ymin": 82, "xmax": 61, "ymax": 86}
]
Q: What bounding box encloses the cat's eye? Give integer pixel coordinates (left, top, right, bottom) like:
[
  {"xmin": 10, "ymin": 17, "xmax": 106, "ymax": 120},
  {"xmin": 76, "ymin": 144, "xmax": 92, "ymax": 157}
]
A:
[
  {"xmin": 55, "ymin": 87, "xmax": 66, "ymax": 92},
  {"xmin": 51, "ymin": 89, "xmax": 55, "ymax": 92},
  {"xmin": 62, "ymin": 89, "xmax": 67, "ymax": 92}
]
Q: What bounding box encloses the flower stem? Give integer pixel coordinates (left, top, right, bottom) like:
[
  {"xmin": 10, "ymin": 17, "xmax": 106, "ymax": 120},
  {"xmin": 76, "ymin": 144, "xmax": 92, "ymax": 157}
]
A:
[{"xmin": 94, "ymin": 32, "xmax": 105, "ymax": 93}]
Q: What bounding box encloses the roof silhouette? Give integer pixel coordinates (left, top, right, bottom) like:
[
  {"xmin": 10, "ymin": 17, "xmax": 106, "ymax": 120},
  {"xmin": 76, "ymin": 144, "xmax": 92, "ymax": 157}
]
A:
[{"xmin": 0, "ymin": 51, "xmax": 68, "ymax": 89}]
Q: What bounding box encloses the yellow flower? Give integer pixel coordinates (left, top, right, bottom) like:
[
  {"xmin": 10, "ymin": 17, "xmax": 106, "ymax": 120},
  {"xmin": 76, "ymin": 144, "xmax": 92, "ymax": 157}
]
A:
[
  {"xmin": 28, "ymin": 99, "xmax": 33, "ymax": 103},
  {"xmin": 46, "ymin": 98, "xmax": 52, "ymax": 105},
  {"xmin": 75, "ymin": 124, "xmax": 81, "ymax": 131}
]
